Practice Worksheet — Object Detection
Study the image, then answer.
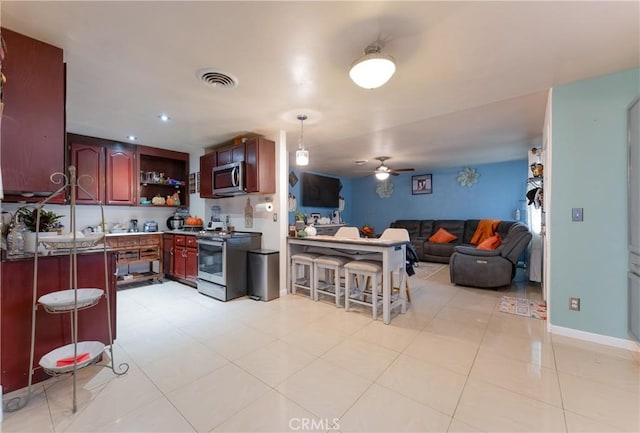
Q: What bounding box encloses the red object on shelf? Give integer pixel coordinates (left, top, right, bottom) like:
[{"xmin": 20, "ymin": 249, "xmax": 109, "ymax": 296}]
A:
[{"xmin": 56, "ymin": 352, "xmax": 90, "ymax": 367}]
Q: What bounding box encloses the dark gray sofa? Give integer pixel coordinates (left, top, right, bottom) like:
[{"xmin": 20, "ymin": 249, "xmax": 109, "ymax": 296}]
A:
[
  {"xmin": 390, "ymin": 219, "xmax": 523, "ymax": 263},
  {"xmin": 390, "ymin": 219, "xmax": 531, "ymax": 288}
]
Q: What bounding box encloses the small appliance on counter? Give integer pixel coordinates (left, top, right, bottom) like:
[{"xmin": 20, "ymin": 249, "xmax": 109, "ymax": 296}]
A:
[
  {"xmin": 166, "ymin": 215, "xmax": 184, "ymax": 230},
  {"xmin": 207, "ymin": 205, "xmax": 224, "ymax": 230},
  {"xmin": 129, "ymin": 219, "xmax": 139, "ymax": 233},
  {"xmin": 167, "ymin": 207, "xmax": 189, "ymax": 230},
  {"xmin": 143, "ymin": 220, "xmax": 158, "ymax": 232}
]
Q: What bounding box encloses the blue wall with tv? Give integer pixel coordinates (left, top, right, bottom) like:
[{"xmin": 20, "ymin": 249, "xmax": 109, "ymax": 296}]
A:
[{"xmin": 289, "ymin": 160, "xmax": 527, "ymax": 230}]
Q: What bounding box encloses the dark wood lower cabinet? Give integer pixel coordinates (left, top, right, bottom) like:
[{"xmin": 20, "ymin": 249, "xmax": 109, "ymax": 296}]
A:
[
  {"xmin": 164, "ymin": 234, "xmax": 197, "ymax": 287},
  {"xmin": 1, "ymin": 253, "xmax": 117, "ymax": 393}
]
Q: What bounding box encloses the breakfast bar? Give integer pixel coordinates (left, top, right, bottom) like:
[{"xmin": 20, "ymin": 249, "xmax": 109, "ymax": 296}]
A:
[{"xmin": 287, "ymin": 235, "xmax": 408, "ymax": 324}]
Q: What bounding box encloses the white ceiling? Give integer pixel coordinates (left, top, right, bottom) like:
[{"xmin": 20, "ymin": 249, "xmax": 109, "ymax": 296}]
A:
[{"xmin": 2, "ymin": 1, "xmax": 638, "ymax": 177}]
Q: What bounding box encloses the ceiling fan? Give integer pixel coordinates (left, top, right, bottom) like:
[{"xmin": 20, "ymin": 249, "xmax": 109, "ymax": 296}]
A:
[{"xmin": 371, "ymin": 156, "xmax": 415, "ymax": 180}]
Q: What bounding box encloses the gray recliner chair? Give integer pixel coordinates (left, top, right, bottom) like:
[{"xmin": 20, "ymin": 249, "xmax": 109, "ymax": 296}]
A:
[{"xmin": 449, "ymin": 222, "xmax": 532, "ymax": 288}]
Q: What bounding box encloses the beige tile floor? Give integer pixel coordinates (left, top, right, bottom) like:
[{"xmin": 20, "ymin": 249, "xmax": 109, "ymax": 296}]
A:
[{"xmin": 2, "ymin": 266, "xmax": 639, "ymax": 432}]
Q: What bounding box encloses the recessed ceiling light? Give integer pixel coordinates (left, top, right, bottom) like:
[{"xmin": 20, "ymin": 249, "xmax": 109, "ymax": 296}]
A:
[
  {"xmin": 158, "ymin": 113, "xmax": 171, "ymax": 122},
  {"xmin": 355, "ymin": 160, "xmax": 368, "ymax": 165},
  {"xmin": 126, "ymin": 135, "xmax": 138, "ymax": 141}
]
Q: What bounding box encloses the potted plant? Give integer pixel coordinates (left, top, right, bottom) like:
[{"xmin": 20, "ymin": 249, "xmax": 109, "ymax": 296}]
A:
[
  {"xmin": 17, "ymin": 207, "xmax": 64, "ymax": 232},
  {"xmin": 294, "ymin": 210, "xmax": 306, "ymax": 231},
  {"xmin": 16, "ymin": 207, "xmax": 64, "ymax": 253}
]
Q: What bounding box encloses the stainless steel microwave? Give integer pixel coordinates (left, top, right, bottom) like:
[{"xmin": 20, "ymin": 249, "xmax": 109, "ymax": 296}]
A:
[{"xmin": 212, "ymin": 161, "xmax": 246, "ymax": 195}]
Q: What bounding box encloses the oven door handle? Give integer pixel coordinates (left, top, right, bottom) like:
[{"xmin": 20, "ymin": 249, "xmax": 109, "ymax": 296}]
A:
[{"xmin": 197, "ymin": 240, "xmax": 225, "ymax": 247}]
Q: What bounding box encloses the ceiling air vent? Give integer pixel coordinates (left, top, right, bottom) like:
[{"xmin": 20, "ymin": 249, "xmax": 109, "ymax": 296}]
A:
[{"xmin": 197, "ymin": 69, "xmax": 238, "ymax": 89}]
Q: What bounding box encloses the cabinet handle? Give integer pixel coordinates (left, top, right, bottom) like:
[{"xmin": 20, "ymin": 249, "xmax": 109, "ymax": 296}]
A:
[{"xmin": 170, "ymin": 247, "xmax": 174, "ymax": 256}]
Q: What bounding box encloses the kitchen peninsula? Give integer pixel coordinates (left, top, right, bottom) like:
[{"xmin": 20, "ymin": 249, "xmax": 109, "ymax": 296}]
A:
[{"xmin": 287, "ymin": 235, "xmax": 408, "ymax": 324}]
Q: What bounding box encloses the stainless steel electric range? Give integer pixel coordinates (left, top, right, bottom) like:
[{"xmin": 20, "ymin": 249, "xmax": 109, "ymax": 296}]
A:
[{"xmin": 196, "ymin": 231, "xmax": 262, "ymax": 301}]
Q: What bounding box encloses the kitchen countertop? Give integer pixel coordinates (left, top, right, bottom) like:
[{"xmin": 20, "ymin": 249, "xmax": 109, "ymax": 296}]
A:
[{"xmin": 163, "ymin": 229, "xmax": 200, "ymax": 236}]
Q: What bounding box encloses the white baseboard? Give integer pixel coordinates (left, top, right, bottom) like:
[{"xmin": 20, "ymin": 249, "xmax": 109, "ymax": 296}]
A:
[{"xmin": 550, "ymin": 324, "xmax": 640, "ymax": 352}]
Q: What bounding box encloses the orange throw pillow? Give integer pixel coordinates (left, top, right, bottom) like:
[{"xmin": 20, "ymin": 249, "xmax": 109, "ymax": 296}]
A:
[
  {"xmin": 470, "ymin": 219, "xmax": 501, "ymax": 245},
  {"xmin": 429, "ymin": 227, "xmax": 458, "ymax": 243},
  {"xmin": 477, "ymin": 233, "xmax": 502, "ymax": 250}
]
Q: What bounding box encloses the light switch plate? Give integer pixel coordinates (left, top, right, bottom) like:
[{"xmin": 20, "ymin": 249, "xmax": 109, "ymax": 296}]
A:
[{"xmin": 572, "ymin": 208, "xmax": 583, "ymax": 222}]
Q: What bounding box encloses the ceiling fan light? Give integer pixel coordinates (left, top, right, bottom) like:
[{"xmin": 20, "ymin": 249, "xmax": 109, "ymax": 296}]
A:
[
  {"xmin": 375, "ymin": 171, "xmax": 390, "ymax": 180},
  {"xmin": 349, "ymin": 48, "xmax": 396, "ymax": 89},
  {"xmin": 296, "ymin": 149, "xmax": 309, "ymax": 166}
]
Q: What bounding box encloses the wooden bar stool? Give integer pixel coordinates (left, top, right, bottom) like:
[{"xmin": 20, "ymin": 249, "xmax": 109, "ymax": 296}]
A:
[
  {"xmin": 313, "ymin": 255, "xmax": 350, "ymax": 307},
  {"xmin": 344, "ymin": 260, "xmax": 383, "ymax": 320},
  {"xmin": 290, "ymin": 252, "xmax": 321, "ymax": 298}
]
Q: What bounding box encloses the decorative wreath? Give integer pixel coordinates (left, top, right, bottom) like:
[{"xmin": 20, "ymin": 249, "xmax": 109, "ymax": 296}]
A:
[{"xmin": 457, "ymin": 167, "xmax": 480, "ymax": 187}]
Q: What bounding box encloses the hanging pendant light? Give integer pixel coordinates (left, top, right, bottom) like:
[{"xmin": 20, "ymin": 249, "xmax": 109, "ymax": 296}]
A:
[
  {"xmin": 349, "ymin": 43, "xmax": 396, "ymax": 89},
  {"xmin": 295, "ymin": 115, "xmax": 309, "ymax": 166}
]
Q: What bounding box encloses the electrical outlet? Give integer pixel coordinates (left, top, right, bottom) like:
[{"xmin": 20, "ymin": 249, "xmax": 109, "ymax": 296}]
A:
[{"xmin": 569, "ymin": 297, "xmax": 581, "ymax": 311}]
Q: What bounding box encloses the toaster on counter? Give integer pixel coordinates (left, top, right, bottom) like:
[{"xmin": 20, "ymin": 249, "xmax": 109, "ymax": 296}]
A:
[{"xmin": 143, "ymin": 221, "xmax": 158, "ymax": 232}]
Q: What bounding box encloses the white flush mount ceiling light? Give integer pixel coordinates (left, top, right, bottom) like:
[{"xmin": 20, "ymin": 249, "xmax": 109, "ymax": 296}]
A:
[
  {"xmin": 349, "ymin": 42, "xmax": 396, "ymax": 89},
  {"xmin": 158, "ymin": 113, "xmax": 171, "ymax": 122},
  {"xmin": 126, "ymin": 135, "xmax": 137, "ymax": 141},
  {"xmin": 295, "ymin": 115, "xmax": 309, "ymax": 166}
]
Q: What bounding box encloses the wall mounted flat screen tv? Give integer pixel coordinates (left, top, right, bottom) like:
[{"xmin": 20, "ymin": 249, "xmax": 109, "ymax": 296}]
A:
[{"xmin": 301, "ymin": 173, "xmax": 340, "ymax": 208}]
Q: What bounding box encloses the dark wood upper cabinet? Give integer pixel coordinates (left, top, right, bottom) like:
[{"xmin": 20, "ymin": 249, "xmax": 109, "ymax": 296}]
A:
[
  {"xmin": 68, "ymin": 134, "xmax": 135, "ymax": 206},
  {"xmin": 106, "ymin": 145, "xmax": 136, "ymax": 205},
  {"xmin": 216, "ymin": 143, "xmax": 245, "ymax": 166},
  {"xmin": 199, "ymin": 152, "xmax": 216, "ymax": 198},
  {"xmin": 70, "ymin": 142, "xmax": 105, "ymax": 204},
  {"xmin": 245, "ymin": 137, "xmax": 275, "ymax": 193},
  {"xmin": 0, "ymin": 28, "xmax": 65, "ymax": 202},
  {"xmin": 200, "ymin": 136, "xmax": 275, "ymax": 198}
]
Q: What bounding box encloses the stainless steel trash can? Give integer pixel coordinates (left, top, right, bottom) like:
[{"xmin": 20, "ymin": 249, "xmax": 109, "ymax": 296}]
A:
[{"xmin": 248, "ymin": 249, "xmax": 280, "ymax": 301}]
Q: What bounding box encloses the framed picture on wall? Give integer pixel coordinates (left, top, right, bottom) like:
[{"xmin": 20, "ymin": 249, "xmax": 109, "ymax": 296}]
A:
[{"xmin": 412, "ymin": 174, "xmax": 432, "ymax": 195}]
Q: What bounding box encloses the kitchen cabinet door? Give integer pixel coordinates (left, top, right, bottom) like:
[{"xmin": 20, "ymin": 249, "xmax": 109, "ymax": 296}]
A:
[
  {"xmin": 0, "ymin": 28, "xmax": 65, "ymax": 202},
  {"xmin": 186, "ymin": 247, "xmax": 198, "ymax": 282},
  {"xmin": 174, "ymin": 245, "xmax": 187, "ymax": 279},
  {"xmin": 70, "ymin": 142, "xmax": 105, "ymax": 204},
  {"xmin": 106, "ymin": 145, "xmax": 136, "ymax": 205},
  {"xmin": 163, "ymin": 234, "xmax": 175, "ymax": 277},
  {"xmin": 199, "ymin": 151, "xmax": 216, "ymax": 198},
  {"xmin": 216, "ymin": 143, "xmax": 244, "ymax": 166},
  {"xmin": 245, "ymin": 137, "xmax": 275, "ymax": 193}
]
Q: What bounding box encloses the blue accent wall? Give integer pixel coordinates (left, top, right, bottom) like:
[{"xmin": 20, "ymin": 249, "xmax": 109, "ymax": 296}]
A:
[
  {"xmin": 349, "ymin": 160, "xmax": 528, "ymax": 233},
  {"xmin": 550, "ymin": 68, "xmax": 640, "ymax": 339},
  {"xmin": 288, "ymin": 168, "xmax": 352, "ymax": 224}
]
